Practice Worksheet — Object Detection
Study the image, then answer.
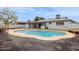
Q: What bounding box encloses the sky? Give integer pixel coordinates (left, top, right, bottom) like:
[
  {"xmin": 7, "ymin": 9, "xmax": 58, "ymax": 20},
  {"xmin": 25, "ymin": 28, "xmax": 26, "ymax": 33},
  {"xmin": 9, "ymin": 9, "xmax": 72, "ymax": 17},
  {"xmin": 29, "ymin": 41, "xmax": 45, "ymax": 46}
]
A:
[{"xmin": 1, "ymin": 7, "xmax": 79, "ymax": 22}]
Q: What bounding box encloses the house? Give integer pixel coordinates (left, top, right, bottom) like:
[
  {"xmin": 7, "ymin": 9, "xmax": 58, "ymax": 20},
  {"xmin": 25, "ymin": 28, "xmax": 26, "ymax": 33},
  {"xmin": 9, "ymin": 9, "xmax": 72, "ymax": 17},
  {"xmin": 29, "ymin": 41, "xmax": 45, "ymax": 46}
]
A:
[{"xmin": 14, "ymin": 14, "xmax": 79, "ymax": 30}]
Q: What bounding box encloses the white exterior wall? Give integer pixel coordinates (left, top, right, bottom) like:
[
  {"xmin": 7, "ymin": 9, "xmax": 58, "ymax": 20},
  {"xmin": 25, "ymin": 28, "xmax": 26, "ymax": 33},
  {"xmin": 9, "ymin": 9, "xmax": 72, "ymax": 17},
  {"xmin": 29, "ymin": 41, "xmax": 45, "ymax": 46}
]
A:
[
  {"xmin": 26, "ymin": 24, "xmax": 29, "ymax": 28},
  {"xmin": 0, "ymin": 21, "xmax": 4, "ymax": 28},
  {"xmin": 46, "ymin": 21, "xmax": 79, "ymax": 29},
  {"xmin": 10, "ymin": 21, "xmax": 79, "ymax": 30},
  {"xmin": 10, "ymin": 24, "xmax": 29, "ymax": 28},
  {"xmin": 69, "ymin": 24, "xmax": 79, "ymax": 29},
  {"xmin": 41, "ymin": 26, "xmax": 45, "ymax": 29}
]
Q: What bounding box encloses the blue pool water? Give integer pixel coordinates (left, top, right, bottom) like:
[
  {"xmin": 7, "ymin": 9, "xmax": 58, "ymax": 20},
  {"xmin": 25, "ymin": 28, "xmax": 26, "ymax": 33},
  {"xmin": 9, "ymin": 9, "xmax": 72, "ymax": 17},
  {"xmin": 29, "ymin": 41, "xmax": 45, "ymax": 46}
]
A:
[{"xmin": 15, "ymin": 30, "xmax": 65, "ymax": 37}]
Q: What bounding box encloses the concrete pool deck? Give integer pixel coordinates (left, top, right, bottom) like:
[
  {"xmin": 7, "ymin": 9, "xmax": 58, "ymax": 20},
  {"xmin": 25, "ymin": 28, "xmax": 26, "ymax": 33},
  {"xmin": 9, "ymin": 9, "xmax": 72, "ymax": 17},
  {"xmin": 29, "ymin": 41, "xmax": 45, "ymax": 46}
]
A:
[{"xmin": 8, "ymin": 29, "xmax": 76, "ymax": 41}]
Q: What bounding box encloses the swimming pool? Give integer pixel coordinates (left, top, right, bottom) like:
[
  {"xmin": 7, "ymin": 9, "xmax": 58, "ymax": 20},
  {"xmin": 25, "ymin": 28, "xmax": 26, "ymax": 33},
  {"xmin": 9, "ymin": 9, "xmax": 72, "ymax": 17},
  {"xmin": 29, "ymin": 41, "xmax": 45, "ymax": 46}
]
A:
[{"xmin": 15, "ymin": 30, "xmax": 65, "ymax": 37}]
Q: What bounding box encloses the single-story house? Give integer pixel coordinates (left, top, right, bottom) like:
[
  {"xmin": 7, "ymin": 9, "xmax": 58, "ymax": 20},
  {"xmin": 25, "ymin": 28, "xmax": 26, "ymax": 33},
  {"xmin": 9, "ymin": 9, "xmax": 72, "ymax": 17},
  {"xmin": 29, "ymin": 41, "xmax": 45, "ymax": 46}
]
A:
[{"xmin": 12, "ymin": 15, "xmax": 79, "ymax": 30}]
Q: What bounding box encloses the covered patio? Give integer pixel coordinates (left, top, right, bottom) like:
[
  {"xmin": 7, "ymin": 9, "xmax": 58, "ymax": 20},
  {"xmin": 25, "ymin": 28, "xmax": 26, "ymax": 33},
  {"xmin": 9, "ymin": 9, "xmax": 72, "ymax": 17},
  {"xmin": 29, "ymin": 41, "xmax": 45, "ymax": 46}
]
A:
[{"xmin": 27, "ymin": 21, "xmax": 47, "ymax": 29}]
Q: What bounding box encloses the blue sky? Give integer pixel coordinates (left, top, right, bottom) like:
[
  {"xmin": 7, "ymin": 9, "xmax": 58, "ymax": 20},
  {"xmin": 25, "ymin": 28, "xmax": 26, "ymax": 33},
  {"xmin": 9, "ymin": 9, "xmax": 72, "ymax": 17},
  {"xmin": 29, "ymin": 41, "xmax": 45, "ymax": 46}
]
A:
[{"xmin": 1, "ymin": 7, "xmax": 79, "ymax": 22}]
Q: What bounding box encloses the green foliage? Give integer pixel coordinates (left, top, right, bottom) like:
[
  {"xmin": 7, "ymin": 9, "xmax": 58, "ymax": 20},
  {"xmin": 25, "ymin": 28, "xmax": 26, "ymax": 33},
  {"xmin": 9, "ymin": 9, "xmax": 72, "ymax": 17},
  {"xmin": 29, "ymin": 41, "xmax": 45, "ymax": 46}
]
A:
[{"xmin": 34, "ymin": 16, "xmax": 45, "ymax": 21}]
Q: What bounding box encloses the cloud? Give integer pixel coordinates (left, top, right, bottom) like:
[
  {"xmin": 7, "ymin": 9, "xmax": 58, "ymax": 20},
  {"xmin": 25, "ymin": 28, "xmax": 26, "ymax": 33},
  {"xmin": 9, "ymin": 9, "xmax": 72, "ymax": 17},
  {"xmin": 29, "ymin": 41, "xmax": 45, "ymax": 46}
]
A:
[
  {"xmin": 10, "ymin": 7, "xmax": 36, "ymax": 13},
  {"xmin": 1, "ymin": 7, "xmax": 79, "ymax": 22}
]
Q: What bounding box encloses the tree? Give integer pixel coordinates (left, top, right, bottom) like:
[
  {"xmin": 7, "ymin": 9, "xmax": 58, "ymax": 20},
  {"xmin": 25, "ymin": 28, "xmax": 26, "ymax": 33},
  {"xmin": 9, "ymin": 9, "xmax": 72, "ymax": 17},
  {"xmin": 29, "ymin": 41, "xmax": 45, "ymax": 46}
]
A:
[
  {"xmin": 0, "ymin": 8, "xmax": 18, "ymax": 33},
  {"xmin": 34, "ymin": 16, "xmax": 45, "ymax": 21}
]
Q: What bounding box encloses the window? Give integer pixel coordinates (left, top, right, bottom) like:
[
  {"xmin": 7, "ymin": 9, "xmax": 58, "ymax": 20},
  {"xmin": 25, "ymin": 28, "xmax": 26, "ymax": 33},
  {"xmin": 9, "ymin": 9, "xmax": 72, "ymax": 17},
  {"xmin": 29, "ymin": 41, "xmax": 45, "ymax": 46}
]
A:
[
  {"xmin": 56, "ymin": 21, "xmax": 64, "ymax": 25},
  {"xmin": 49, "ymin": 22, "xmax": 52, "ymax": 24}
]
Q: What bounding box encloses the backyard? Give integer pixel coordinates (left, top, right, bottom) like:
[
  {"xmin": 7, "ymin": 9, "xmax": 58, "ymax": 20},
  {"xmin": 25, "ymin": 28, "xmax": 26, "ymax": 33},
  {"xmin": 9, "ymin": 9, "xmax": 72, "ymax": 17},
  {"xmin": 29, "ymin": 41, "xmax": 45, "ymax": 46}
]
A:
[
  {"xmin": 0, "ymin": 29, "xmax": 79, "ymax": 51},
  {"xmin": 0, "ymin": 8, "xmax": 79, "ymax": 51}
]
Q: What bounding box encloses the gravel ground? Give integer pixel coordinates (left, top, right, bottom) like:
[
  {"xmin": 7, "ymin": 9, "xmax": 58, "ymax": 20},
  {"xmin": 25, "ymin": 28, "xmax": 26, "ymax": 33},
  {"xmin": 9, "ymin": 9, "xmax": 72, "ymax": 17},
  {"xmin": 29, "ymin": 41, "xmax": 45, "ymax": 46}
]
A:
[
  {"xmin": 0, "ymin": 32, "xmax": 19, "ymax": 51},
  {"xmin": 1, "ymin": 31, "xmax": 79, "ymax": 51},
  {"xmin": 9, "ymin": 33, "xmax": 79, "ymax": 51}
]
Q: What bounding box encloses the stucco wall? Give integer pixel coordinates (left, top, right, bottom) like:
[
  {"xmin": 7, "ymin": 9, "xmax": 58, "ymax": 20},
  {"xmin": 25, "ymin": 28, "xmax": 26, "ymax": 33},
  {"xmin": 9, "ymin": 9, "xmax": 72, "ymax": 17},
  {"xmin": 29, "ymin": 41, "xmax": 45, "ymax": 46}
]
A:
[
  {"xmin": 69, "ymin": 24, "xmax": 79, "ymax": 29},
  {"xmin": 11, "ymin": 21, "xmax": 79, "ymax": 30},
  {"xmin": 10, "ymin": 25, "xmax": 26, "ymax": 28},
  {"xmin": 46, "ymin": 21, "xmax": 79, "ymax": 29},
  {"xmin": 0, "ymin": 22, "xmax": 4, "ymax": 28}
]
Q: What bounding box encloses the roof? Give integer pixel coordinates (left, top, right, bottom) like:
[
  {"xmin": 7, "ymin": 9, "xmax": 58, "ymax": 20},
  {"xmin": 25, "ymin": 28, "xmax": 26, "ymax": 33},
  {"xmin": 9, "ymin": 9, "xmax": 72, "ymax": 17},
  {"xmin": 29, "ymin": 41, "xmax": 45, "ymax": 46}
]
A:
[
  {"xmin": 15, "ymin": 20, "xmax": 47, "ymax": 24},
  {"xmin": 15, "ymin": 14, "xmax": 79, "ymax": 24},
  {"xmin": 15, "ymin": 18, "xmax": 79, "ymax": 24}
]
